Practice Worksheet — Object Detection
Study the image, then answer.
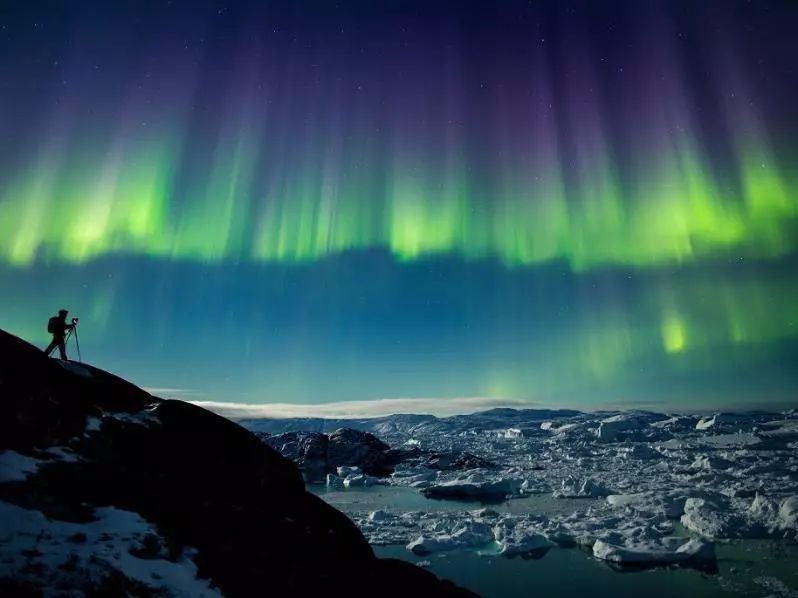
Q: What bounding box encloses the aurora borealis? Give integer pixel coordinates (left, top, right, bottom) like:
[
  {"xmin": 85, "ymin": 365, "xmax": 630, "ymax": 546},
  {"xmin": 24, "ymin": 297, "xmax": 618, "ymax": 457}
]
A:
[{"xmin": 1, "ymin": 1, "xmax": 796, "ymax": 412}]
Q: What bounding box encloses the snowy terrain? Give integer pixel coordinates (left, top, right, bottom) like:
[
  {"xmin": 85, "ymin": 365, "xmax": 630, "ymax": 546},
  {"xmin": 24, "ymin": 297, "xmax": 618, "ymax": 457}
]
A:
[
  {"xmin": 1, "ymin": 424, "xmax": 220, "ymax": 597},
  {"xmin": 0, "ymin": 499, "xmax": 219, "ymax": 597},
  {"xmin": 245, "ymin": 408, "xmax": 798, "ymax": 572}
]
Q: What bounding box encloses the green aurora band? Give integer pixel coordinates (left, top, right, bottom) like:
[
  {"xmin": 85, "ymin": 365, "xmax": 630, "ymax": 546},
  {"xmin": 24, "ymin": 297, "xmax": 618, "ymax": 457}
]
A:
[
  {"xmin": 1, "ymin": 0, "xmax": 796, "ymax": 409},
  {"xmin": 1, "ymin": 126, "xmax": 795, "ymax": 269}
]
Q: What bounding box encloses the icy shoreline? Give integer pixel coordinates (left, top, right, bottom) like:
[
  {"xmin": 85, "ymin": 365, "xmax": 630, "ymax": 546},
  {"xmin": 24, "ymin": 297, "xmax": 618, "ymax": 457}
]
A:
[{"xmin": 249, "ymin": 408, "xmax": 798, "ymax": 570}]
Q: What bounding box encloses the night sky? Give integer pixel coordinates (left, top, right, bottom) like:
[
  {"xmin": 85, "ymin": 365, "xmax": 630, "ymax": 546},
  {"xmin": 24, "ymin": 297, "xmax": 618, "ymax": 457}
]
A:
[{"xmin": 1, "ymin": 1, "xmax": 796, "ymax": 414}]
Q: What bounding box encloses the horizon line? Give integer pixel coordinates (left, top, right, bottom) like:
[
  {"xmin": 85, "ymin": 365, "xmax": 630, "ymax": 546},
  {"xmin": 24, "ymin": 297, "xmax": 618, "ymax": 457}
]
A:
[{"xmin": 180, "ymin": 396, "xmax": 793, "ymax": 420}]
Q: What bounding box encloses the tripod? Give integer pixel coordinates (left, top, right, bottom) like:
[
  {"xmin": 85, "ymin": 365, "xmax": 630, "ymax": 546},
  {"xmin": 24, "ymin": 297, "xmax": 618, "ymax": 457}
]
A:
[{"xmin": 63, "ymin": 322, "xmax": 82, "ymax": 363}]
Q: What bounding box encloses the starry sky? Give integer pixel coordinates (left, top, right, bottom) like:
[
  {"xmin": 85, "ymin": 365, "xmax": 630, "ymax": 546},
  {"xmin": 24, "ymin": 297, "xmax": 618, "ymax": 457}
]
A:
[{"xmin": 1, "ymin": 0, "xmax": 796, "ymax": 413}]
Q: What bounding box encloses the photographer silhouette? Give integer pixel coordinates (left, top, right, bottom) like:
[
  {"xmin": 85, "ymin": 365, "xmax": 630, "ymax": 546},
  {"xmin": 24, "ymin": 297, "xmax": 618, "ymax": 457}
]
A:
[{"xmin": 44, "ymin": 309, "xmax": 77, "ymax": 360}]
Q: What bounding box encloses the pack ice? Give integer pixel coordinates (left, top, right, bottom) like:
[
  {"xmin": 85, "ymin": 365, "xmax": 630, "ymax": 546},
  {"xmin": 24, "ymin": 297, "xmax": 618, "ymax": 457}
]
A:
[{"xmin": 250, "ymin": 407, "xmax": 798, "ymax": 569}]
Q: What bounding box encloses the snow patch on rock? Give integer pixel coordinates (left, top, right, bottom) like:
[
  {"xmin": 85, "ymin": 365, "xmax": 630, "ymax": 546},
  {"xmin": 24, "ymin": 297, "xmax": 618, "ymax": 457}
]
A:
[
  {"xmin": 0, "ymin": 450, "xmax": 42, "ymax": 482},
  {"xmin": 0, "ymin": 500, "xmax": 219, "ymax": 596}
]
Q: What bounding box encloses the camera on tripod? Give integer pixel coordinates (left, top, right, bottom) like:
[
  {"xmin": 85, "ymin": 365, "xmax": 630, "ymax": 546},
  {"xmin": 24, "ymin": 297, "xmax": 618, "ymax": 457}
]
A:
[{"xmin": 64, "ymin": 316, "xmax": 82, "ymax": 362}]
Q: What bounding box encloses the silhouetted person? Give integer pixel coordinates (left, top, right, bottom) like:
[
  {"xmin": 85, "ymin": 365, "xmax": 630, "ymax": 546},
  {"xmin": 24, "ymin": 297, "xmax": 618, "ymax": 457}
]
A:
[{"xmin": 44, "ymin": 309, "xmax": 75, "ymax": 360}]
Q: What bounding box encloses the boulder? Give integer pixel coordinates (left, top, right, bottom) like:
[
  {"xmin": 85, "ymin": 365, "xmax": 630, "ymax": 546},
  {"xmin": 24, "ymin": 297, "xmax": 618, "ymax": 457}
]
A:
[
  {"xmin": 261, "ymin": 431, "xmax": 329, "ymax": 480},
  {"xmin": 328, "ymin": 428, "xmax": 393, "ymax": 474},
  {"xmin": 261, "ymin": 427, "xmax": 400, "ymax": 480}
]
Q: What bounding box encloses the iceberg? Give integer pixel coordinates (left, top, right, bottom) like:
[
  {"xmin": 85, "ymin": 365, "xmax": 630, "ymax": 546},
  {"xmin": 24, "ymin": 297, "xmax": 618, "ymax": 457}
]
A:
[
  {"xmin": 553, "ymin": 476, "xmax": 610, "ymax": 498},
  {"xmin": 593, "ymin": 537, "xmax": 715, "ymax": 567}
]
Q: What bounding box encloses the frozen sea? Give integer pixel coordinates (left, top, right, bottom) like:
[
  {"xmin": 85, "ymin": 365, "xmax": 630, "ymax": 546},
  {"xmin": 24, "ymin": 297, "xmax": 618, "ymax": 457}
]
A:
[
  {"xmin": 257, "ymin": 408, "xmax": 798, "ymax": 597},
  {"xmin": 312, "ymin": 485, "xmax": 798, "ymax": 597}
]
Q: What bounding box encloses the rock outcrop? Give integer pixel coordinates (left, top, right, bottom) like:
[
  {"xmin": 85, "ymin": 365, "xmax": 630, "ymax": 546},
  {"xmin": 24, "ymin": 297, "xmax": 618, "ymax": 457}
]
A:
[
  {"xmin": 260, "ymin": 427, "xmax": 403, "ymax": 481},
  {"xmin": 0, "ymin": 329, "xmax": 473, "ymax": 597},
  {"xmin": 260, "ymin": 426, "xmax": 498, "ymax": 485}
]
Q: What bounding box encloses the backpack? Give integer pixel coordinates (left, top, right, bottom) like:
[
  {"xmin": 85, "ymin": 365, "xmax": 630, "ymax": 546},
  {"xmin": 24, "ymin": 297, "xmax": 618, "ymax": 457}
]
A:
[{"xmin": 47, "ymin": 316, "xmax": 59, "ymax": 334}]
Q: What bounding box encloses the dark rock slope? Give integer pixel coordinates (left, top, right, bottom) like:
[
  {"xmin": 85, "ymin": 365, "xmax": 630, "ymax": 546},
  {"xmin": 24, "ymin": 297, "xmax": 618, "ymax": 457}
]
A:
[{"xmin": 0, "ymin": 329, "xmax": 473, "ymax": 597}]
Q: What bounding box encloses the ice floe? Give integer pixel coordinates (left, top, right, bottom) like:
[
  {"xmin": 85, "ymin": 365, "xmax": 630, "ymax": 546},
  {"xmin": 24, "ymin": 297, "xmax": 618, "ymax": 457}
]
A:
[
  {"xmin": 593, "ymin": 537, "xmax": 715, "ymax": 567},
  {"xmin": 423, "ymin": 474, "xmax": 520, "ymax": 501}
]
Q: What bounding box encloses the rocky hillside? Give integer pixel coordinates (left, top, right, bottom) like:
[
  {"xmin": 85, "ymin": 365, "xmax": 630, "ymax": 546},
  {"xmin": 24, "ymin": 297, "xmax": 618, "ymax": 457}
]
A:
[{"xmin": 0, "ymin": 329, "xmax": 473, "ymax": 597}]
